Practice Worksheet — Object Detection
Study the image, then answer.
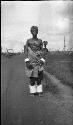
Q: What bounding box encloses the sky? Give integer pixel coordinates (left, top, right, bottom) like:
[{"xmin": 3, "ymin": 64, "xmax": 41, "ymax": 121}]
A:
[{"xmin": 1, "ymin": 1, "xmax": 73, "ymax": 52}]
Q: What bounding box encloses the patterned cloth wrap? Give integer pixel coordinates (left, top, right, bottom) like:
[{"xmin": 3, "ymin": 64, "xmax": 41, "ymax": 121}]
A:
[{"xmin": 25, "ymin": 47, "xmax": 45, "ymax": 78}]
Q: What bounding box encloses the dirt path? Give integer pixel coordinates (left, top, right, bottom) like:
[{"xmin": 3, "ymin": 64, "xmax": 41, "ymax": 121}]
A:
[{"xmin": 1, "ymin": 55, "xmax": 73, "ymax": 125}]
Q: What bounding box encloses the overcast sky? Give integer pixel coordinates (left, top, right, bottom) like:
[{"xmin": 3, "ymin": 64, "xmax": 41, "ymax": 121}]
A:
[{"xmin": 1, "ymin": 1, "xmax": 73, "ymax": 52}]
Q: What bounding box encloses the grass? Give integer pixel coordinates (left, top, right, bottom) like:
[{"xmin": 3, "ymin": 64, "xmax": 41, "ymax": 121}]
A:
[
  {"xmin": 44, "ymin": 52, "xmax": 73, "ymax": 88},
  {"xmin": 1, "ymin": 52, "xmax": 73, "ymax": 88}
]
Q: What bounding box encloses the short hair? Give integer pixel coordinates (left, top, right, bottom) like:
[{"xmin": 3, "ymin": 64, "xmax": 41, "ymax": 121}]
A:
[{"xmin": 30, "ymin": 26, "xmax": 38, "ymax": 33}]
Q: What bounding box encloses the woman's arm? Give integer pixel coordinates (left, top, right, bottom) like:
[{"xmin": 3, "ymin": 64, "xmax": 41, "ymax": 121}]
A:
[{"xmin": 25, "ymin": 40, "xmax": 28, "ymax": 58}]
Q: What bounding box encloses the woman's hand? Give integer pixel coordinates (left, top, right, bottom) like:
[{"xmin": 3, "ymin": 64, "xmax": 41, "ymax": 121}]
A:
[
  {"xmin": 40, "ymin": 58, "xmax": 45, "ymax": 66},
  {"xmin": 24, "ymin": 58, "xmax": 33, "ymax": 69},
  {"xmin": 24, "ymin": 58, "xmax": 30, "ymax": 62}
]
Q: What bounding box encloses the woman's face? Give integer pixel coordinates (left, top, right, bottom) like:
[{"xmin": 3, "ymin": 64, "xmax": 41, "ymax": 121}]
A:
[{"xmin": 31, "ymin": 28, "xmax": 38, "ymax": 36}]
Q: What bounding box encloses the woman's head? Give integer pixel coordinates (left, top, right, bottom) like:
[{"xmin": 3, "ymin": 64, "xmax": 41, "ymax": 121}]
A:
[{"xmin": 30, "ymin": 26, "xmax": 38, "ymax": 36}]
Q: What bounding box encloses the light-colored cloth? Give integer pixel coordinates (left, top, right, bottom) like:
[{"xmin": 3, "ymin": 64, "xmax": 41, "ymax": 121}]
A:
[{"xmin": 25, "ymin": 47, "xmax": 44, "ymax": 78}]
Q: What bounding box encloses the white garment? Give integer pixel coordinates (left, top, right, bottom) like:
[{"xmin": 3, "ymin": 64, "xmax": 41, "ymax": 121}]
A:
[
  {"xmin": 29, "ymin": 85, "xmax": 36, "ymax": 93},
  {"xmin": 36, "ymin": 84, "xmax": 43, "ymax": 93}
]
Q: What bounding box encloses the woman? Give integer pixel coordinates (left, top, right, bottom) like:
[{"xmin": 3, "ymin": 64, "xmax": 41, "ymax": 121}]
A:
[{"xmin": 25, "ymin": 26, "xmax": 45, "ymax": 96}]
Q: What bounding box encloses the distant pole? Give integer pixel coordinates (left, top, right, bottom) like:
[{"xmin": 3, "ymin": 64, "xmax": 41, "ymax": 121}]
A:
[
  {"xmin": 1, "ymin": 46, "xmax": 2, "ymax": 53},
  {"xmin": 64, "ymin": 35, "xmax": 66, "ymax": 51}
]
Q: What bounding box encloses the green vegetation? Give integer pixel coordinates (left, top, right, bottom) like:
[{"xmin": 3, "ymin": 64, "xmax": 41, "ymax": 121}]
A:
[{"xmin": 44, "ymin": 51, "xmax": 73, "ymax": 88}]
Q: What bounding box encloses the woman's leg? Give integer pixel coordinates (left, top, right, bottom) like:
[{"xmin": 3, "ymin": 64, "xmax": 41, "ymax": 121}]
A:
[
  {"xmin": 36, "ymin": 71, "xmax": 43, "ymax": 94},
  {"xmin": 30, "ymin": 77, "xmax": 35, "ymax": 86},
  {"xmin": 29, "ymin": 77, "xmax": 37, "ymax": 94}
]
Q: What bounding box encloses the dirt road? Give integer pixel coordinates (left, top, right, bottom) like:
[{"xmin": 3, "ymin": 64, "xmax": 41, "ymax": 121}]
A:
[{"xmin": 1, "ymin": 55, "xmax": 73, "ymax": 125}]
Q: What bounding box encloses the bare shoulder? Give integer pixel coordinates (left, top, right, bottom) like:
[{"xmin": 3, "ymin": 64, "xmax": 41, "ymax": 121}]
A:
[
  {"xmin": 38, "ymin": 38, "xmax": 42, "ymax": 41},
  {"xmin": 26, "ymin": 38, "xmax": 31, "ymax": 45},
  {"xmin": 26, "ymin": 38, "xmax": 33, "ymax": 44},
  {"xmin": 26, "ymin": 38, "xmax": 42, "ymax": 44},
  {"xmin": 27, "ymin": 38, "xmax": 32, "ymax": 41},
  {"xmin": 38, "ymin": 38, "xmax": 43, "ymax": 44},
  {"xmin": 37, "ymin": 38, "xmax": 42, "ymax": 43}
]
